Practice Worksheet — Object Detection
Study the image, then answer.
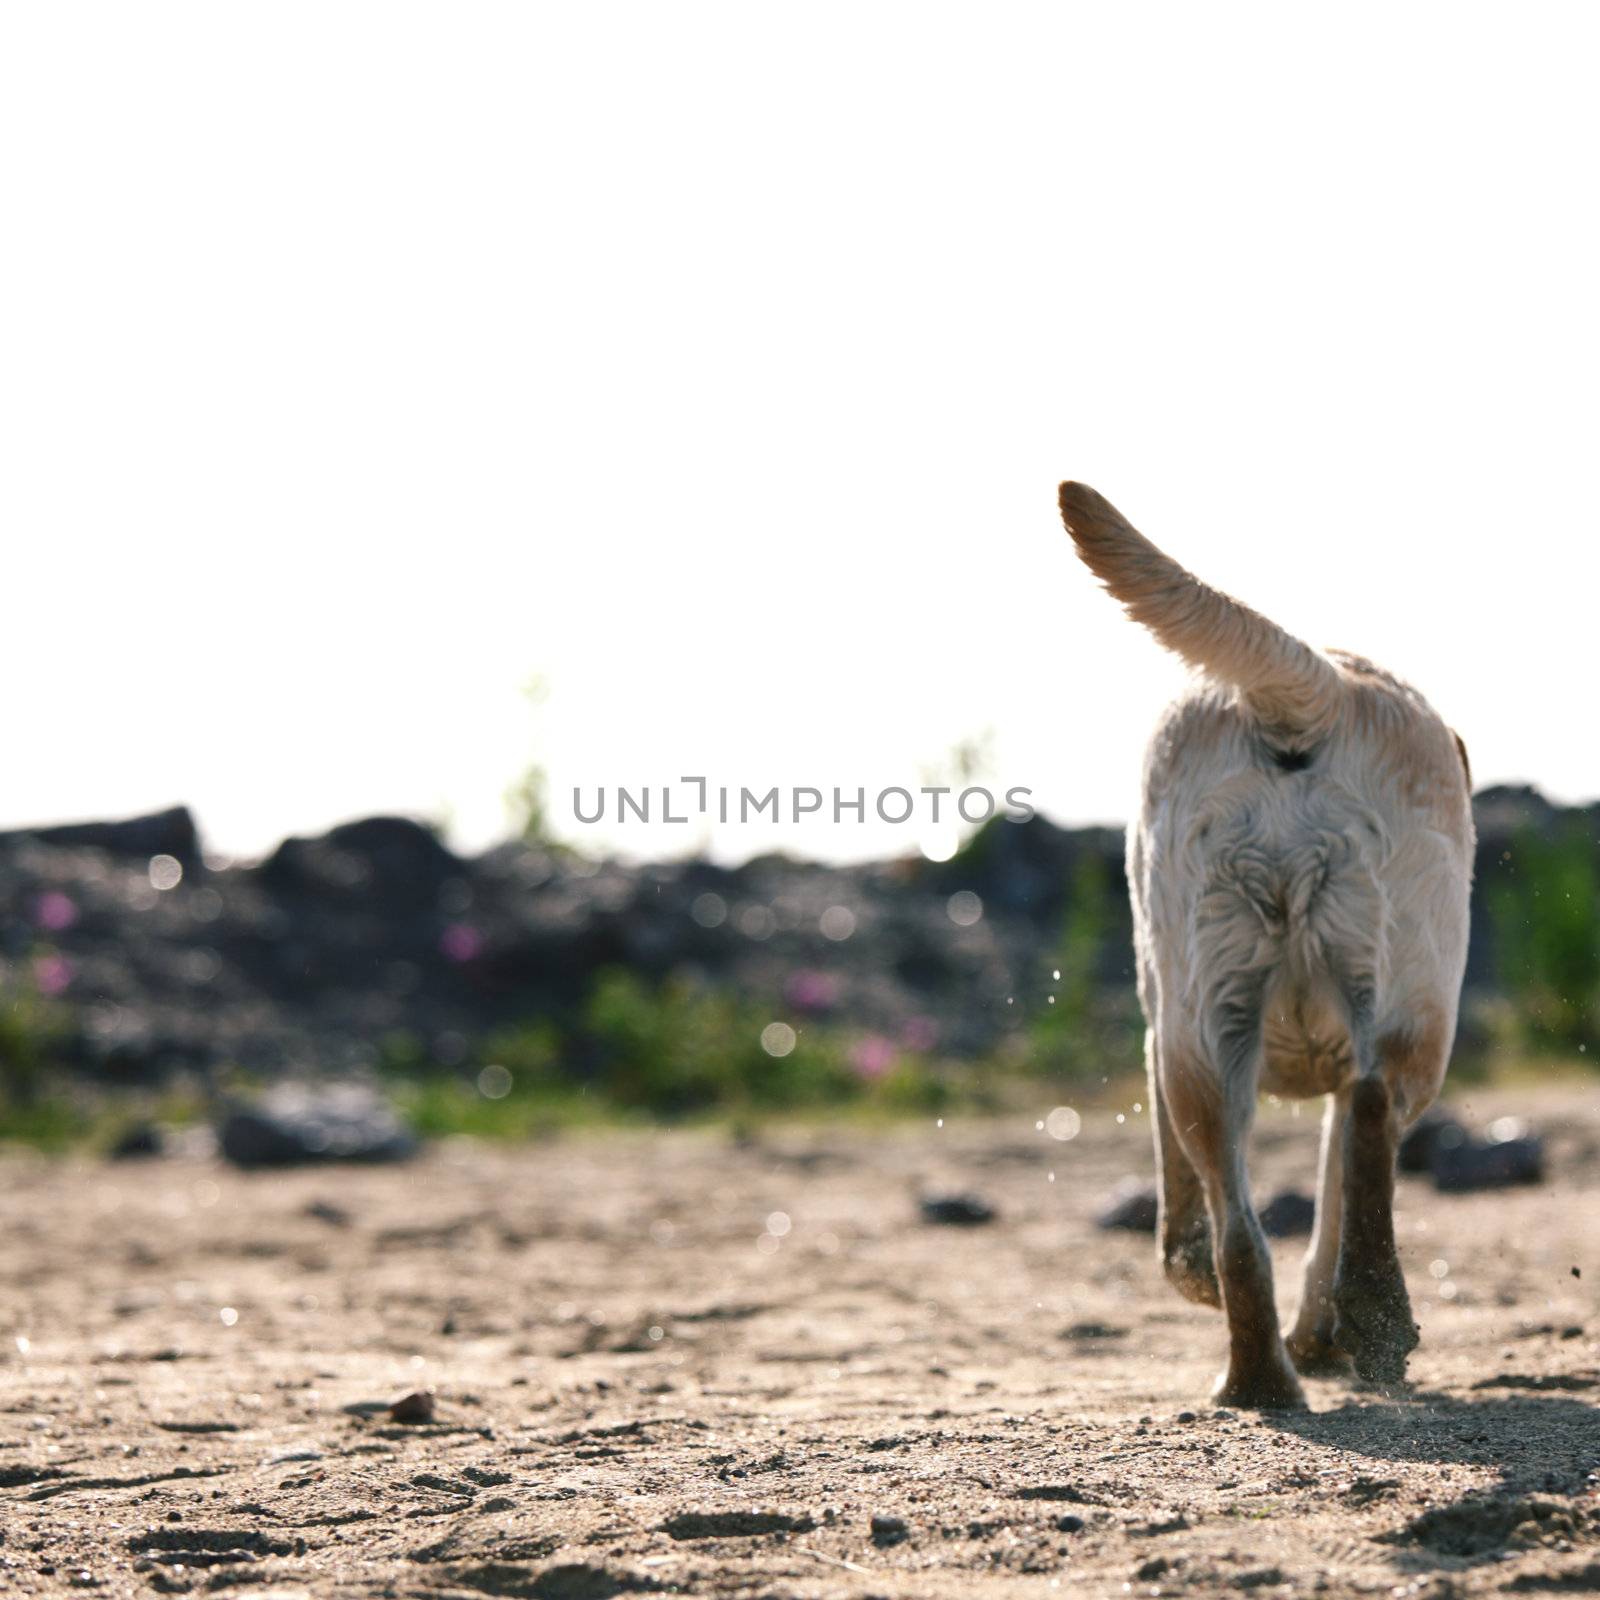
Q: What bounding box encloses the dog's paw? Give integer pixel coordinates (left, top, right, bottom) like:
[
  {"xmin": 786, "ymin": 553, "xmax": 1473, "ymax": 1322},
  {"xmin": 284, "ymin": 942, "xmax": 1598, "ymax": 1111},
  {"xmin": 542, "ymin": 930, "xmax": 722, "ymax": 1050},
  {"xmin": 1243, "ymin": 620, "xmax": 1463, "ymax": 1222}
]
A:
[
  {"xmin": 1211, "ymin": 1357, "xmax": 1307, "ymax": 1411},
  {"xmin": 1332, "ymin": 1269, "xmax": 1419, "ymax": 1385},
  {"xmin": 1284, "ymin": 1331, "xmax": 1353, "ymax": 1378},
  {"xmin": 1162, "ymin": 1230, "xmax": 1222, "ymax": 1310}
]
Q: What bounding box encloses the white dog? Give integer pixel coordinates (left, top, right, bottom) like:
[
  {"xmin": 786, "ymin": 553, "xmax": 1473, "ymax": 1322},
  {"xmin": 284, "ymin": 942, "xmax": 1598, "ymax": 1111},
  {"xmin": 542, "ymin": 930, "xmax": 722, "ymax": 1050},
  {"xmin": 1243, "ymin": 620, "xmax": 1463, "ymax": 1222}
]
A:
[{"xmin": 1058, "ymin": 482, "xmax": 1474, "ymax": 1408}]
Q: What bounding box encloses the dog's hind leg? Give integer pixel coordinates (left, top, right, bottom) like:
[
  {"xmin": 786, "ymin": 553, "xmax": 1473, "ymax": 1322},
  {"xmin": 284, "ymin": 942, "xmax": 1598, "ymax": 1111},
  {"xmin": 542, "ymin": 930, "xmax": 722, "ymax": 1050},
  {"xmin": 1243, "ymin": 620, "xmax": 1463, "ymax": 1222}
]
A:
[
  {"xmin": 1285, "ymin": 1087, "xmax": 1354, "ymax": 1375},
  {"xmin": 1150, "ymin": 1043, "xmax": 1219, "ymax": 1308},
  {"xmin": 1165, "ymin": 1029, "xmax": 1305, "ymax": 1411},
  {"xmin": 1331, "ymin": 1020, "xmax": 1432, "ymax": 1386}
]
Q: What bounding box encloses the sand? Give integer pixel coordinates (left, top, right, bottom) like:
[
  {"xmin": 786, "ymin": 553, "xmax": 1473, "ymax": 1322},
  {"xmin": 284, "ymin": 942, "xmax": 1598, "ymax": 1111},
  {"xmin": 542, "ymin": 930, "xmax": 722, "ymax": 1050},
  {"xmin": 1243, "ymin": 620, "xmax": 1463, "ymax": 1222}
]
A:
[{"xmin": 2, "ymin": 1085, "xmax": 1596, "ymax": 1598}]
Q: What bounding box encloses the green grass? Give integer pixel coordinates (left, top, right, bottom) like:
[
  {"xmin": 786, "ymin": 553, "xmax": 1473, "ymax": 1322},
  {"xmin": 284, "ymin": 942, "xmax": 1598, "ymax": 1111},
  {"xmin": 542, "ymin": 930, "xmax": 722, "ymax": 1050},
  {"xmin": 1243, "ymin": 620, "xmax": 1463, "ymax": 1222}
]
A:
[
  {"xmin": 0, "ymin": 1084, "xmax": 209, "ymax": 1155},
  {"xmin": 375, "ymin": 968, "xmax": 984, "ymax": 1138},
  {"xmin": 0, "ymin": 949, "xmax": 1593, "ymax": 1152},
  {"xmin": 1486, "ymin": 820, "xmax": 1600, "ymax": 1057}
]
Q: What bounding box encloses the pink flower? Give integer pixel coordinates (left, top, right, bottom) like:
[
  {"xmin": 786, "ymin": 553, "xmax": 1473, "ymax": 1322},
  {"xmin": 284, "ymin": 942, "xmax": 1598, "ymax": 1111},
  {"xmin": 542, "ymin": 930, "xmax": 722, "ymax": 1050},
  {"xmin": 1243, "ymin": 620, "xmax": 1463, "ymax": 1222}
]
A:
[
  {"xmin": 850, "ymin": 1034, "xmax": 898, "ymax": 1080},
  {"xmin": 784, "ymin": 969, "xmax": 840, "ymax": 1014},
  {"xmin": 439, "ymin": 923, "xmax": 485, "ymax": 963},
  {"xmin": 35, "ymin": 891, "xmax": 78, "ymax": 932},
  {"xmin": 33, "ymin": 953, "xmax": 73, "ymax": 997}
]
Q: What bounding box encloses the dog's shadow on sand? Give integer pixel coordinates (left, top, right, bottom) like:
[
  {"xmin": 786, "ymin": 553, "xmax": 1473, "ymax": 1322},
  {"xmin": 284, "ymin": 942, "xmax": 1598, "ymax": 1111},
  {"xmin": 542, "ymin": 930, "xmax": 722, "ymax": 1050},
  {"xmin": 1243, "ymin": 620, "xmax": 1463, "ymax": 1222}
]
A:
[
  {"xmin": 1261, "ymin": 1392, "xmax": 1600, "ymax": 1573},
  {"xmin": 1264, "ymin": 1389, "xmax": 1599, "ymax": 1492}
]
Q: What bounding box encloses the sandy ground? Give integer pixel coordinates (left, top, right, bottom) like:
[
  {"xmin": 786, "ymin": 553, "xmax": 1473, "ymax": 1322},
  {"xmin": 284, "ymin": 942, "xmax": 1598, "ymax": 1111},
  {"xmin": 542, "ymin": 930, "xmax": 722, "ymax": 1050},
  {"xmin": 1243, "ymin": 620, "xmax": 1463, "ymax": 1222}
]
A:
[{"xmin": 2, "ymin": 1086, "xmax": 1597, "ymax": 1600}]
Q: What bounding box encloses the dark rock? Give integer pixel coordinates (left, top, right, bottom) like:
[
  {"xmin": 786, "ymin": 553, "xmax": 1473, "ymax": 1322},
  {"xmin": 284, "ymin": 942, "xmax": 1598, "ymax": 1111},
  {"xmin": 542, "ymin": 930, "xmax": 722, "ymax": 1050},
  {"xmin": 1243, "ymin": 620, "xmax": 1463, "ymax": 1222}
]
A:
[
  {"xmin": 1055, "ymin": 1514, "xmax": 1085, "ymax": 1533},
  {"xmin": 388, "ymin": 1390, "xmax": 436, "ymax": 1425},
  {"xmin": 4, "ymin": 782, "xmax": 1594, "ymax": 1114},
  {"xmin": 1133, "ymin": 1513, "xmax": 1190, "ymax": 1535},
  {"xmin": 1399, "ymin": 1107, "xmax": 1544, "ymax": 1190},
  {"xmin": 217, "ymin": 1084, "xmax": 416, "ymax": 1169},
  {"xmin": 1096, "ymin": 1180, "xmax": 1158, "ymax": 1232},
  {"xmin": 258, "ymin": 816, "xmax": 459, "ymax": 909},
  {"xmin": 3, "ymin": 806, "xmax": 202, "ymax": 868},
  {"xmin": 919, "ymin": 1192, "xmax": 995, "ymax": 1226},
  {"xmin": 1061, "ymin": 1320, "xmax": 1128, "ymax": 1341},
  {"xmin": 870, "ymin": 1514, "xmax": 909, "ymax": 1547},
  {"xmin": 1235, "ymin": 1567, "xmax": 1285, "ymax": 1589},
  {"xmin": 108, "ymin": 1122, "xmax": 164, "ymax": 1160},
  {"xmin": 1430, "ymin": 1132, "xmax": 1545, "ymax": 1192},
  {"xmin": 659, "ymin": 1510, "xmax": 815, "ymax": 1540},
  {"xmin": 928, "ymin": 813, "xmax": 1128, "ymax": 930},
  {"xmin": 1257, "ymin": 1188, "xmax": 1316, "ymax": 1238},
  {"xmin": 1399, "ymin": 1108, "xmax": 1466, "ymax": 1174}
]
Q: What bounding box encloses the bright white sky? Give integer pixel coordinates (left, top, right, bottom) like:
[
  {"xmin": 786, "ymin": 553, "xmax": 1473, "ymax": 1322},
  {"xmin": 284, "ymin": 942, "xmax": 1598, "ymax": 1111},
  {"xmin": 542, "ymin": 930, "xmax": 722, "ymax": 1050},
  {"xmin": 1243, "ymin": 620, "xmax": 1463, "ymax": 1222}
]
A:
[{"xmin": 3, "ymin": 4, "xmax": 1596, "ymax": 865}]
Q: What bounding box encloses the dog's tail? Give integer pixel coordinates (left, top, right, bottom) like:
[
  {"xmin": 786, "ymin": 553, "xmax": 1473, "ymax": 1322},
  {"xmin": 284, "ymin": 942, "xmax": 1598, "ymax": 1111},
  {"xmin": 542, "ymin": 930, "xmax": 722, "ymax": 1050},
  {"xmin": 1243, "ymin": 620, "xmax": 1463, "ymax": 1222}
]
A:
[{"xmin": 1057, "ymin": 481, "xmax": 1342, "ymax": 735}]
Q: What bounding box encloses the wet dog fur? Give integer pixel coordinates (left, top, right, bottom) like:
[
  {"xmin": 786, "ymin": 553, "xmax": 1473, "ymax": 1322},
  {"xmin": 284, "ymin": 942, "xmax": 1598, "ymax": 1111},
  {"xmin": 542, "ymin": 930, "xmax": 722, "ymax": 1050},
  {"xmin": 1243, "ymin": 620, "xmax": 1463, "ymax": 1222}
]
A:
[{"xmin": 1057, "ymin": 482, "xmax": 1474, "ymax": 1408}]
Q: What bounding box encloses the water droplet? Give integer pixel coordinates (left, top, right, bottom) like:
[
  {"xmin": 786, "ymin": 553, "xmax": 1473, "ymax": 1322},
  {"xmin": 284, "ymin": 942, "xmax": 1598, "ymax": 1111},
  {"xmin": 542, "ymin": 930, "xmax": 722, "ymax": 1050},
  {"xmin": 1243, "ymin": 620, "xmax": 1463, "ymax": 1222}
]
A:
[
  {"xmin": 760, "ymin": 1022, "xmax": 797, "ymax": 1058},
  {"xmin": 1046, "ymin": 1107, "xmax": 1082, "ymax": 1142},
  {"xmin": 149, "ymin": 855, "xmax": 183, "ymax": 892},
  {"xmin": 690, "ymin": 892, "xmax": 727, "ymax": 929},
  {"xmin": 946, "ymin": 890, "xmax": 983, "ymax": 927}
]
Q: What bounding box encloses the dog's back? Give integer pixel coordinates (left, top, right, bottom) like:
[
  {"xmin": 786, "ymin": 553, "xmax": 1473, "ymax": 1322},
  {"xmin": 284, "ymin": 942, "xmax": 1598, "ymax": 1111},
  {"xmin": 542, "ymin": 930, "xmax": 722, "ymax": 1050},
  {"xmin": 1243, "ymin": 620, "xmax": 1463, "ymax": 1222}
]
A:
[
  {"xmin": 1059, "ymin": 482, "xmax": 1474, "ymax": 1112},
  {"xmin": 1136, "ymin": 660, "xmax": 1472, "ymax": 1110}
]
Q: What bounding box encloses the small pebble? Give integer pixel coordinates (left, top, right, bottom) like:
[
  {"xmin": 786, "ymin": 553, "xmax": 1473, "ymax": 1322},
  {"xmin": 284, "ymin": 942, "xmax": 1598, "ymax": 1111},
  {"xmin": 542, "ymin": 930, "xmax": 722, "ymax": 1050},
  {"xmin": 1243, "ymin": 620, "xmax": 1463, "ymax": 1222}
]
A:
[
  {"xmin": 919, "ymin": 1193, "xmax": 995, "ymax": 1227},
  {"xmin": 388, "ymin": 1390, "xmax": 436, "ymax": 1424},
  {"xmin": 871, "ymin": 1514, "xmax": 910, "ymax": 1547}
]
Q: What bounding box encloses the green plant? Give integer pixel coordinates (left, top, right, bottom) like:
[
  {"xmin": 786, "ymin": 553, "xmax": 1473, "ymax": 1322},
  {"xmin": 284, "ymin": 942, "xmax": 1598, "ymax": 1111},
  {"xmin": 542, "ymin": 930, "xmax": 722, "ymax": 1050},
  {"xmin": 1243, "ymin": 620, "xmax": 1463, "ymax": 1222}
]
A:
[
  {"xmin": 1029, "ymin": 854, "xmax": 1141, "ymax": 1079},
  {"xmin": 368, "ymin": 975, "xmax": 971, "ymax": 1134},
  {"xmin": 579, "ymin": 970, "xmax": 860, "ymax": 1114},
  {"xmin": 0, "ymin": 975, "xmax": 69, "ymax": 1110},
  {"xmin": 0, "ymin": 1094, "xmax": 86, "ymax": 1151},
  {"xmin": 505, "ymin": 673, "xmax": 554, "ymax": 846},
  {"xmin": 1486, "ymin": 821, "xmax": 1600, "ymax": 1055}
]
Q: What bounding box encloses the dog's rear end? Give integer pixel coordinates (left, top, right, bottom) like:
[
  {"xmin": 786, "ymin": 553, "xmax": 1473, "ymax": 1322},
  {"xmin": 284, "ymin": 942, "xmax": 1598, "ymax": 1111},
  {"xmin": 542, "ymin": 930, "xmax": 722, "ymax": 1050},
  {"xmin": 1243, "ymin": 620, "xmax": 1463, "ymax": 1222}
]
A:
[{"xmin": 1058, "ymin": 483, "xmax": 1474, "ymax": 1408}]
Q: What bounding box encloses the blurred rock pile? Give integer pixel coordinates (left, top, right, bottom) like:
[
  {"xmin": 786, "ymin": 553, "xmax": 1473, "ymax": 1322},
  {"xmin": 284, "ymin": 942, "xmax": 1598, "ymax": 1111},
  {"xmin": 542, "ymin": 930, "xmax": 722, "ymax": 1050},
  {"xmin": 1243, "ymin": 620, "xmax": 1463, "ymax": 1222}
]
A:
[{"xmin": 0, "ymin": 785, "xmax": 1581, "ymax": 1084}]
